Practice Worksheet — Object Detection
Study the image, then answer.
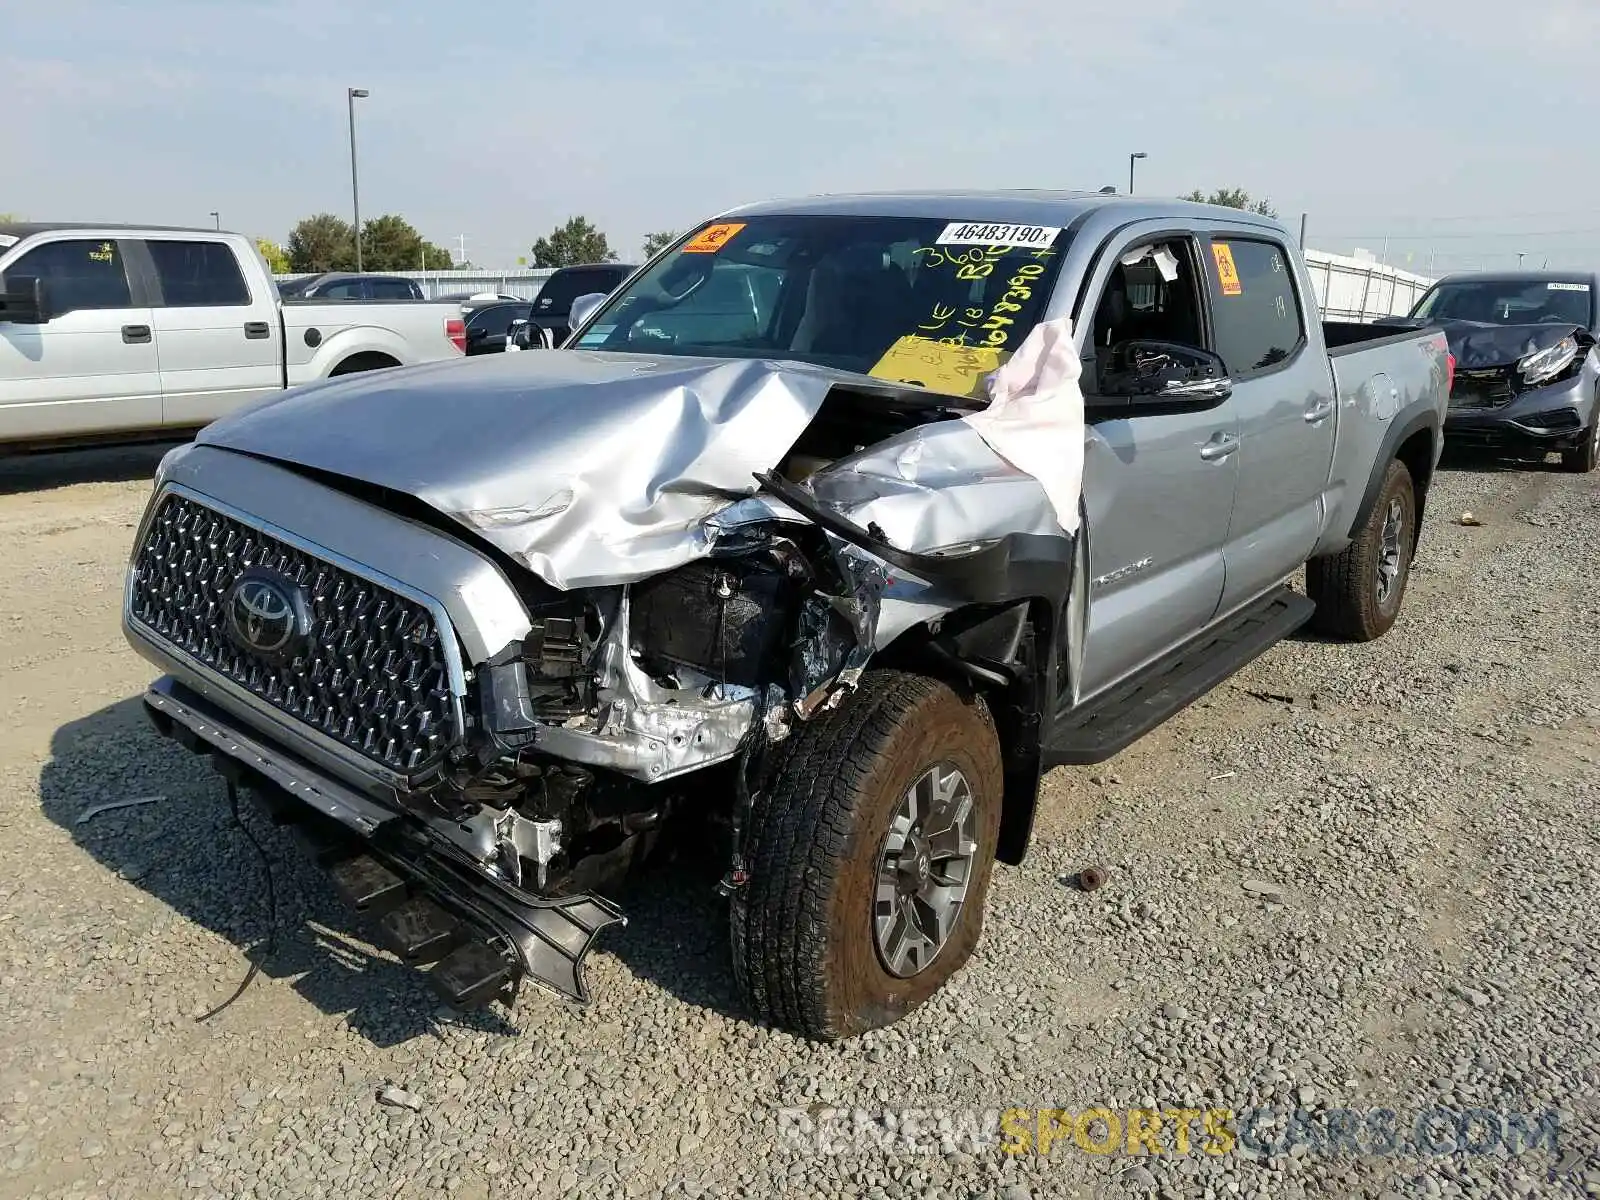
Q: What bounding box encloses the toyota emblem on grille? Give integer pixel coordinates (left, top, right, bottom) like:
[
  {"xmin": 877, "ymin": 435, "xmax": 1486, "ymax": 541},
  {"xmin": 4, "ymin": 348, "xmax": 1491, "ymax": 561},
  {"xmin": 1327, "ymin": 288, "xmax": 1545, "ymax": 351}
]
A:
[{"xmin": 225, "ymin": 569, "xmax": 309, "ymax": 661}]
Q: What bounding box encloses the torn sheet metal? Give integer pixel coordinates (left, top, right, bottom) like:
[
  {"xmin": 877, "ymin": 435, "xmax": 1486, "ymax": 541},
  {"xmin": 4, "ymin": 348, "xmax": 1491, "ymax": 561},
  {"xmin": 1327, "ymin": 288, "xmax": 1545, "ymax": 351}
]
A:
[
  {"xmin": 196, "ymin": 350, "xmax": 858, "ymax": 591},
  {"xmin": 195, "ymin": 340, "xmax": 1082, "ymax": 609}
]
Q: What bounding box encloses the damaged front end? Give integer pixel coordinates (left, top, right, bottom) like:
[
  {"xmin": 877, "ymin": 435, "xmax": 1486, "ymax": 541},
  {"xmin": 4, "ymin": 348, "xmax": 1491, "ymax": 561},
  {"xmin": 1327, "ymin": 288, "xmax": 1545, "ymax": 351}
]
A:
[
  {"xmin": 440, "ymin": 511, "xmax": 890, "ymax": 895},
  {"xmin": 128, "ymin": 334, "xmax": 1082, "ymax": 1015}
]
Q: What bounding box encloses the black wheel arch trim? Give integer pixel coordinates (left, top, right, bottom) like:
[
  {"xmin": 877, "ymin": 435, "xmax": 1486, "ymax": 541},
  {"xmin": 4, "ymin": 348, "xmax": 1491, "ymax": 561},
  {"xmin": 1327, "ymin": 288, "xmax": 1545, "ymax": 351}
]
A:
[
  {"xmin": 1346, "ymin": 403, "xmax": 1439, "ymax": 543},
  {"xmin": 756, "ymin": 471, "xmax": 1086, "ymax": 866}
]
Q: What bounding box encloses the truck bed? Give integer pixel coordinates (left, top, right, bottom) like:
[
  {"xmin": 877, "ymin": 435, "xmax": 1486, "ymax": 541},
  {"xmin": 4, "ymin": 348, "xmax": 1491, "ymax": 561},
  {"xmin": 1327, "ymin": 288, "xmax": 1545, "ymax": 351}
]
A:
[
  {"xmin": 1319, "ymin": 322, "xmax": 1451, "ymax": 554},
  {"xmin": 1321, "ymin": 320, "xmax": 1436, "ymax": 355}
]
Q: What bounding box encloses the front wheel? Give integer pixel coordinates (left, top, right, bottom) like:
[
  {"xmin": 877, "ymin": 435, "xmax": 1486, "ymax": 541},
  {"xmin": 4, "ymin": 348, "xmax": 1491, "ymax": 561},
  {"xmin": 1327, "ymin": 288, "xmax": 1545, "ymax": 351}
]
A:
[
  {"xmin": 1306, "ymin": 457, "xmax": 1417, "ymax": 642},
  {"xmin": 730, "ymin": 671, "xmax": 1003, "ymax": 1041}
]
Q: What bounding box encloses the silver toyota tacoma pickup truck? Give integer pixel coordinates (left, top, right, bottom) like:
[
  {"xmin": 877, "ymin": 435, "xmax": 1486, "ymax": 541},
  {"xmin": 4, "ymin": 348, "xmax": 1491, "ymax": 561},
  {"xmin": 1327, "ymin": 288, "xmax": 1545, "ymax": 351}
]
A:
[{"xmin": 121, "ymin": 192, "xmax": 1452, "ymax": 1040}]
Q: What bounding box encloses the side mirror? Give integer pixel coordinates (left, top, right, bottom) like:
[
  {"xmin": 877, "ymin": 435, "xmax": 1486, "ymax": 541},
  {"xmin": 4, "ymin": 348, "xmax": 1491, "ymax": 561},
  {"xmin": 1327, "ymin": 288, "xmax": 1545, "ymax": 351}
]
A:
[
  {"xmin": 0, "ymin": 275, "xmax": 51, "ymax": 325},
  {"xmin": 1095, "ymin": 340, "xmax": 1231, "ymax": 405},
  {"xmin": 567, "ymin": 292, "xmax": 607, "ymax": 333}
]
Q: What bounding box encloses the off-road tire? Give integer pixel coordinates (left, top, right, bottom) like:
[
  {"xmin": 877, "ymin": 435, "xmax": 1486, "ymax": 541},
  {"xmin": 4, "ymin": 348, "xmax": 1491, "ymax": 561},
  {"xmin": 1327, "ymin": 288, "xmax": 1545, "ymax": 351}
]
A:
[
  {"xmin": 1305, "ymin": 457, "xmax": 1417, "ymax": 642},
  {"xmin": 1560, "ymin": 418, "xmax": 1599, "ymax": 473},
  {"xmin": 730, "ymin": 671, "xmax": 1004, "ymax": 1041}
]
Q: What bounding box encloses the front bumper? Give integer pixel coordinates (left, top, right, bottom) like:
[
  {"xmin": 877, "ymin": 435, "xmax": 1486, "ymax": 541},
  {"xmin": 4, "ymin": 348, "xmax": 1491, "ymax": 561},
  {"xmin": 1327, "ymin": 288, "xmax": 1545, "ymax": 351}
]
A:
[
  {"xmin": 1444, "ymin": 375, "xmax": 1593, "ymax": 452},
  {"xmin": 143, "ymin": 675, "xmax": 625, "ymax": 1009}
]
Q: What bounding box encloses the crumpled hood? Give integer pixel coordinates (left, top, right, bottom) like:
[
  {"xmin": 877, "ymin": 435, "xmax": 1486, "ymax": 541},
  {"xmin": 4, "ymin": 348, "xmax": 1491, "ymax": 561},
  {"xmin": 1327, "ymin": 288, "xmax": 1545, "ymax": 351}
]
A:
[
  {"xmin": 1431, "ymin": 319, "xmax": 1585, "ymax": 370},
  {"xmin": 197, "ymin": 350, "xmax": 864, "ymax": 588}
]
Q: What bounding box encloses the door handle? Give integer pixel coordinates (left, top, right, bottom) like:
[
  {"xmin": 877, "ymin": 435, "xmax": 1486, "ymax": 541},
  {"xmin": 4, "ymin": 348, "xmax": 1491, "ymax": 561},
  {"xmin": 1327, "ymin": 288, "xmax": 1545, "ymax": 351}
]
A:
[
  {"xmin": 1199, "ymin": 432, "xmax": 1240, "ymax": 461},
  {"xmin": 243, "ymin": 321, "xmax": 271, "ymax": 340},
  {"xmin": 121, "ymin": 324, "xmax": 151, "ymax": 344},
  {"xmin": 1304, "ymin": 399, "xmax": 1335, "ymax": 423}
]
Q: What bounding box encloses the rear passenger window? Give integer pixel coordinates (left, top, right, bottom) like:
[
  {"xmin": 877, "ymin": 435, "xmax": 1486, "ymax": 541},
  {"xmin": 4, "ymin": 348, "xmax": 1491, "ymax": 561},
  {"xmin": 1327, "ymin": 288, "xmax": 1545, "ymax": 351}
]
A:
[
  {"xmin": 369, "ymin": 279, "xmax": 415, "ymax": 300},
  {"xmin": 147, "ymin": 240, "xmax": 250, "ymax": 307},
  {"xmin": 1, "ymin": 238, "xmax": 133, "ymax": 312},
  {"xmin": 1204, "ymin": 238, "xmax": 1304, "ymax": 377}
]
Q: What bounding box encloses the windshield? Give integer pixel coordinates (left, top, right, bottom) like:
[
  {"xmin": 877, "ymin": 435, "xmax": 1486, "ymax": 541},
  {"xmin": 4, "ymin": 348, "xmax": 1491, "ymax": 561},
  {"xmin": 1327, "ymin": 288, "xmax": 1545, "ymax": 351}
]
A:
[
  {"xmin": 572, "ymin": 215, "xmax": 1071, "ymax": 397},
  {"xmin": 1411, "ymin": 279, "xmax": 1594, "ymax": 327}
]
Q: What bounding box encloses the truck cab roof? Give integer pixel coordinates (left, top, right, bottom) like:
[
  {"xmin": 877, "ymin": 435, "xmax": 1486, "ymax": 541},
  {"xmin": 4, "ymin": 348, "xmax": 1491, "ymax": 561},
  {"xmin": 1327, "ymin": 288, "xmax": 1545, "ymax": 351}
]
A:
[
  {"xmin": 0, "ymin": 222, "xmax": 228, "ymax": 241},
  {"xmin": 720, "ymin": 188, "xmax": 1283, "ymax": 231}
]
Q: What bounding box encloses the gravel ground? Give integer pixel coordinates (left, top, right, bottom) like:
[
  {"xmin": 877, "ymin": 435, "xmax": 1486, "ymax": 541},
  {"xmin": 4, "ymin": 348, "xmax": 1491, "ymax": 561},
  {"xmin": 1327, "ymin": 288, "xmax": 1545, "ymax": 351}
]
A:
[{"xmin": 0, "ymin": 444, "xmax": 1596, "ymax": 1200}]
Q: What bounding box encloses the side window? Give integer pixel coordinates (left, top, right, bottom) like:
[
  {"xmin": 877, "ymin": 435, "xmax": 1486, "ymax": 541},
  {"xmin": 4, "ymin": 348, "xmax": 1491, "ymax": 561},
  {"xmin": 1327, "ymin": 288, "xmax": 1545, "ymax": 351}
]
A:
[
  {"xmin": 0, "ymin": 238, "xmax": 134, "ymax": 313},
  {"xmin": 1088, "ymin": 240, "xmax": 1205, "ymax": 351},
  {"xmin": 1084, "ymin": 239, "xmax": 1207, "ymax": 393},
  {"xmin": 146, "ymin": 240, "xmax": 250, "ymax": 307},
  {"xmin": 369, "ymin": 279, "xmax": 414, "ymax": 300},
  {"xmin": 469, "ymin": 305, "xmax": 521, "ymax": 337},
  {"xmin": 321, "ymin": 281, "xmax": 363, "ymax": 300},
  {"xmin": 1203, "ymin": 238, "xmax": 1305, "ymax": 377}
]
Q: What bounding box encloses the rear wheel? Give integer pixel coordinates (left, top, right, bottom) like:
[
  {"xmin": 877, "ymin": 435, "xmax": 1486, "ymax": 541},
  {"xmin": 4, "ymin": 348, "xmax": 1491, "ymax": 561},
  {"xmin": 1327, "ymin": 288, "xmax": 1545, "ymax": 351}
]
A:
[
  {"xmin": 730, "ymin": 671, "xmax": 1003, "ymax": 1041},
  {"xmin": 1306, "ymin": 457, "xmax": 1417, "ymax": 642},
  {"xmin": 1560, "ymin": 416, "xmax": 1599, "ymax": 473}
]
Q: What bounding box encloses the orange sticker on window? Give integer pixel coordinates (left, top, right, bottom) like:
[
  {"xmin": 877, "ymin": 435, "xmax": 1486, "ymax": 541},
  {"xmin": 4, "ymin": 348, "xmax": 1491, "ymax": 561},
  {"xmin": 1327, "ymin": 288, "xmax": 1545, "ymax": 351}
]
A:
[
  {"xmin": 681, "ymin": 223, "xmax": 746, "ymax": 254},
  {"xmin": 1211, "ymin": 242, "xmax": 1242, "ymax": 296}
]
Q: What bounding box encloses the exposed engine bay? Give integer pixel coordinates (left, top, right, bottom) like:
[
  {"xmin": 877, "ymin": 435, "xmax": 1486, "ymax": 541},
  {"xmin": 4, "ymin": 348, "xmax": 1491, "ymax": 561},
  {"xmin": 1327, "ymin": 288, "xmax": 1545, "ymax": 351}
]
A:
[
  {"xmin": 129, "ymin": 336, "xmax": 1084, "ymax": 1007},
  {"xmin": 407, "ymin": 389, "xmax": 989, "ymax": 902}
]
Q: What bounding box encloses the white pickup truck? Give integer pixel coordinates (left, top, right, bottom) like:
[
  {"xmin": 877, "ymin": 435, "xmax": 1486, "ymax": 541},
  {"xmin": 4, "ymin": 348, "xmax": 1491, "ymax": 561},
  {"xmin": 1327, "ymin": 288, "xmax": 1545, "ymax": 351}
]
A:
[{"xmin": 0, "ymin": 223, "xmax": 466, "ymax": 451}]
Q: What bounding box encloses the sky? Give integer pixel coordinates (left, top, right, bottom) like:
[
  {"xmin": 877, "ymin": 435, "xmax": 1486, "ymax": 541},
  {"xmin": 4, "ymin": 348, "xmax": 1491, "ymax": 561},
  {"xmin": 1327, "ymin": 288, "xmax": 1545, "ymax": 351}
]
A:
[{"xmin": 5, "ymin": 0, "xmax": 1600, "ymax": 277}]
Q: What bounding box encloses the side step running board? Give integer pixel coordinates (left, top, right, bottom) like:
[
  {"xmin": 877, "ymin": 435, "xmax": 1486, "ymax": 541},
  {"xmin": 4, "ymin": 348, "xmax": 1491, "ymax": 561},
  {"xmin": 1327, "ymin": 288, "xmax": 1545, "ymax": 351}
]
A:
[{"xmin": 1045, "ymin": 587, "xmax": 1314, "ymax": 766}]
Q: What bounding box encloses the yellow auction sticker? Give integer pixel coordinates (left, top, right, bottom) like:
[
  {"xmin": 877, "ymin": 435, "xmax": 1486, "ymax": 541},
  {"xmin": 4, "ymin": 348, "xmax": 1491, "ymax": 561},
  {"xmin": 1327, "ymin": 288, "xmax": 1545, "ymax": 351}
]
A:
[{"xmin": 868, "ymin": 334, "xmax": 1007, "ymax": 397}]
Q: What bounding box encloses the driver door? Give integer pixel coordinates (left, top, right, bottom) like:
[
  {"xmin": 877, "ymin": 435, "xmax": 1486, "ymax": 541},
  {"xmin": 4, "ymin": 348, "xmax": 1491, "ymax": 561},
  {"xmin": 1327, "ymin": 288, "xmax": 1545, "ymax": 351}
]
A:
[
  {"xmin": 0, "ymin": 236, "xmax": 161, "ymax": 442},
  {"xmin": 1072, "ymin": 233, "xmax": 1241, "ymax": 700}
]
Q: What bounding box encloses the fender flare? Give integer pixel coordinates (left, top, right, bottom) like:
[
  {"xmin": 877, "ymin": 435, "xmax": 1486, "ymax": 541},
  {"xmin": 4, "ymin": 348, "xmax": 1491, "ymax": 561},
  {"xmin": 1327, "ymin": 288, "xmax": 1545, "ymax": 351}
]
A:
[{"xmin": 1345, "ymin": 402, "xmax": 1439, "ymax": 542}]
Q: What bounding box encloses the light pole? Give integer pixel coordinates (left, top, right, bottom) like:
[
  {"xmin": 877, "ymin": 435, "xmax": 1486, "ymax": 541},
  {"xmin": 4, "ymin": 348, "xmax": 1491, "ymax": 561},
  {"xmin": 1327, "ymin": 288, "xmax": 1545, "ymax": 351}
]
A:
[
  {"xmin": 209, "ymin": 211, "xmax": 220, "ymax": 230},
  {"xmin": 1128, "ymin": 151, "xmax": 1148, "ymax": 195},
  {"xmin": 347, "ymin": 87, "xmax": 369, "ymax": 271}
]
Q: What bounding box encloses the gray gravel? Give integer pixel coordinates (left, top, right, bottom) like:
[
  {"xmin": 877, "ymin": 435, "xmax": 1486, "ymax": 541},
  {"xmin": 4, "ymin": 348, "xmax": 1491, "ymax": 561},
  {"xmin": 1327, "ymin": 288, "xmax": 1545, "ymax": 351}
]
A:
[{"xmin": 0, "ymin": 446, "xmax": 1596, "ymax": 1199}]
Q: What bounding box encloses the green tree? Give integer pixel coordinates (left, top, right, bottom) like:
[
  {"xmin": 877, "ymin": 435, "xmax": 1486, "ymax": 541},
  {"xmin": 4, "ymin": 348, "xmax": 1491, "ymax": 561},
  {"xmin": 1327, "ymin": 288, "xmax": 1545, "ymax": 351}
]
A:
[
  {"xmin": 286, "ymin": 213, "xmax": 355, "ymax": 272},
  {"xmin": 641, "ymin": 230, "xmax": 680, "ymax": 258},
  {"xmin": 531, "ymin": 217, "xmax": 617, "ymax": 268},
  {"xmin": 255, "ymin": 239, "xmax": 291, "ymax": 274},
  {"xmin": 358, "ymin": 214, "xmax": 454, "ymax": 270},
  {"xmin": 0, "ymin": 213, "xmax": 22, "ymax": 223},
  {"xmin": 1183, "ymin": 188, "xmax": 1278, "ymax": 219}
]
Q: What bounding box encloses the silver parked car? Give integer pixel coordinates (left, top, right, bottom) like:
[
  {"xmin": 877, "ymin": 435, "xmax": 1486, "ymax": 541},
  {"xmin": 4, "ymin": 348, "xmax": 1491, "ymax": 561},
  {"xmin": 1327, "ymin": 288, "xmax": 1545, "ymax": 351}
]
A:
[{"xmin": 122, "ymin": 191, "xmax": 1450, "ymax": 1039}]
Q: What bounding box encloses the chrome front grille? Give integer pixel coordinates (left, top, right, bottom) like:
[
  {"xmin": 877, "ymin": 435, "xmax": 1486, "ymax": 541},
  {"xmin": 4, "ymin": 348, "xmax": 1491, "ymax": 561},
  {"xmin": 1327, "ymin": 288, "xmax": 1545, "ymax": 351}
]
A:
[{"xmin": 128, "ymin": 491, "xmax": 459, "ymax": 774}]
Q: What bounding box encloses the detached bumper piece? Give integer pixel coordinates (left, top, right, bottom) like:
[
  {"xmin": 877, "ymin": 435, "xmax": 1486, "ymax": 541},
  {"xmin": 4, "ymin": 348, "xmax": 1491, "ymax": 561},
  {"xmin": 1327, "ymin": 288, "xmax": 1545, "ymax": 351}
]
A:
[{"xmin": 141, "ymin": 677, "xmax": 625, "ymax": 1011}]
